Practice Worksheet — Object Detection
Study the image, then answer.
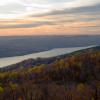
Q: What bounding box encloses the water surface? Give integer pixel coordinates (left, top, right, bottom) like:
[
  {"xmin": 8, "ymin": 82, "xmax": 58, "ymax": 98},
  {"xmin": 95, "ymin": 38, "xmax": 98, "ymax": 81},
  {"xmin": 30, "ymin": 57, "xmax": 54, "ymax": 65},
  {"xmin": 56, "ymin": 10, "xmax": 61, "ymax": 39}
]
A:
[{"xmin": 0, "ymin": 46, "xmax": 95, "ymax": 68}]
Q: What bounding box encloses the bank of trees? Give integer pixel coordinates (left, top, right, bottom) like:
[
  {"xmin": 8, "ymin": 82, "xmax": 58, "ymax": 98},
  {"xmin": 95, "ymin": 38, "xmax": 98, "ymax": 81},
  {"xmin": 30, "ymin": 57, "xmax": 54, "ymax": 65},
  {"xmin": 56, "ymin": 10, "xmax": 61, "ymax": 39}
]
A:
[{"xmin": 0, "ymin": 51, "xmax": 100, "ymax": 100}]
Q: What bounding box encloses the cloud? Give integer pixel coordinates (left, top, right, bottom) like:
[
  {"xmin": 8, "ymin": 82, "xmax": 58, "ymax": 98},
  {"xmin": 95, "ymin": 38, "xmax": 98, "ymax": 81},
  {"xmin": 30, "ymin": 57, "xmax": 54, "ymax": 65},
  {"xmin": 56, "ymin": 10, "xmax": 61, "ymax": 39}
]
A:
[
  {"xmin": 32, "ymin": 4, "xmax": 100, "ymax": 17},
  {"xmin": 0, "ymin": 21, "xmax": 54, "ymax": 29},
  {"xmin": 0, "ymin": 2, "xmax": 26, "ymax": 14},
  {"xmin": 0, "ymin": 0, "xmax": 99, "ymax": 36},
  {"xmin": 0, "ymin": 0, "xmax": 100, "ymax": 18},
  {"xmin": 67, "ymin": 4, "xmax": 100, "ymax": 14},
  {"xmin": 0, "ymin": 3, "xmax": 100, "ymax": 30}
]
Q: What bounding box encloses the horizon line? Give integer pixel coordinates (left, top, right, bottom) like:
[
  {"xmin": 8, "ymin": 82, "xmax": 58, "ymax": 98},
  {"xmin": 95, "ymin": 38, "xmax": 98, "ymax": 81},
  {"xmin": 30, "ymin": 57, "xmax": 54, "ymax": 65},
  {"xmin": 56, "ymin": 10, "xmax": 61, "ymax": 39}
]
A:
[{"xmin": 0, "ymin": 34, "xmax": 100, "ymax": 37}]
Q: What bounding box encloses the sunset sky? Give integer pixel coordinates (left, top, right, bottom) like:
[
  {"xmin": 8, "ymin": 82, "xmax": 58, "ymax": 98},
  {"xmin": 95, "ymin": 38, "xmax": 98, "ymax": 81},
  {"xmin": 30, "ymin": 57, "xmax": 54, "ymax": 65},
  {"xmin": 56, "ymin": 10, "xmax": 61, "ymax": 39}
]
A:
[{"xmin": 0, "ymin": 0, "xmax": 100, "ymax": 36}]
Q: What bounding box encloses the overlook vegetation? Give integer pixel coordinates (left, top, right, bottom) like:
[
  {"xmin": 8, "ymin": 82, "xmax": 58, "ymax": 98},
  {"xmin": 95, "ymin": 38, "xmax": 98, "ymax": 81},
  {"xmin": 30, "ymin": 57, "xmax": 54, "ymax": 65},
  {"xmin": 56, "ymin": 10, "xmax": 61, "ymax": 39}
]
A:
[{"xmin": 0, "ymin": 47, "xmax": 100, "ymax": 100}]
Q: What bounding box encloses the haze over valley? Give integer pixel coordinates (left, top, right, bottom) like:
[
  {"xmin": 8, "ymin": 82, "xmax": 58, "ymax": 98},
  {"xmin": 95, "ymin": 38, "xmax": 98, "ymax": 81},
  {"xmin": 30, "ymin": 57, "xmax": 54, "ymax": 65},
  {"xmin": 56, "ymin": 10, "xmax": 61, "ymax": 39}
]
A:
[{"xmin": 0, "ymin": 35, "xmax": 100, "ymax": 58}]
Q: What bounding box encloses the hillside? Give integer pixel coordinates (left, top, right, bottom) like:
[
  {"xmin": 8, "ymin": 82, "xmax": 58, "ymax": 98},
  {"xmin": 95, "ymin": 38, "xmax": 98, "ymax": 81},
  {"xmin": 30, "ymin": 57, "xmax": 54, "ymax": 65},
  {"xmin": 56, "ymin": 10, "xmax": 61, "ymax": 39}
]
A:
[{"xmin": 0, "ymin": 46, "xmax": 100, "ymax": 100}]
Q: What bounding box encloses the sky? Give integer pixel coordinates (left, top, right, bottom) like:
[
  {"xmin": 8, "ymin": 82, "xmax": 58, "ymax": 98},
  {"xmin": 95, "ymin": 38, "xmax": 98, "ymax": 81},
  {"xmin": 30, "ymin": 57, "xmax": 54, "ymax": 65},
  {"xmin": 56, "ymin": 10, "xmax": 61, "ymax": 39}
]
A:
[{"xmin": 0, "ymin": 0, "xmax": 100, "ymax": 36}]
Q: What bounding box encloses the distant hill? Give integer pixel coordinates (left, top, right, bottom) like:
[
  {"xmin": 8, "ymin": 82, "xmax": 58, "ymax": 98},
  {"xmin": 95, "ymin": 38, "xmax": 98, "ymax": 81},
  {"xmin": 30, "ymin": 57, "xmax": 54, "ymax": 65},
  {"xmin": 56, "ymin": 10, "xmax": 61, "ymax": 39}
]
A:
[
  {"xmin": 0, "ymin": 45, "xmax": 100, "ymax": 100},
  {"xmin": 0, "ymin": 35, "xmax": 100, "ymax": 58}
]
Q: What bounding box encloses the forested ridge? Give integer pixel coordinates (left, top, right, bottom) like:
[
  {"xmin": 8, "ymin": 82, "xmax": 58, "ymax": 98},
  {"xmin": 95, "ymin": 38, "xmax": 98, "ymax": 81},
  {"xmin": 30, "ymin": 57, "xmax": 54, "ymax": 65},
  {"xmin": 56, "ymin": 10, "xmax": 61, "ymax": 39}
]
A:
[{"xmin": 0, "ymin": 47, "xmax": 100, "ymax": 100}]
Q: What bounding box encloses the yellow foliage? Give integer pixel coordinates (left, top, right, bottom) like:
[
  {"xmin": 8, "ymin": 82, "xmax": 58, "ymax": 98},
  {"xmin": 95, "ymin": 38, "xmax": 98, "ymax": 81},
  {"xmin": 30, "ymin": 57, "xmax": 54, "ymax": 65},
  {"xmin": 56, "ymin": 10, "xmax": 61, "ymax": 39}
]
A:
[
  {"xmin": 77, "ymin": 83, "xmax": 85, "ymax": 92},
  {"xmin": 0, "ymin": 86, "xmax": 4, "ymax": 93},
  {"xmin": 32, "ymin": 64, "xmax": 46, "ymax": 73},
  {"xmin": 18, "ymin": 97, "xmax": 23, "ymax": 100},
  {"xmin": 9, "ymin": 82, "xmax": 18, "ymax": 90}
]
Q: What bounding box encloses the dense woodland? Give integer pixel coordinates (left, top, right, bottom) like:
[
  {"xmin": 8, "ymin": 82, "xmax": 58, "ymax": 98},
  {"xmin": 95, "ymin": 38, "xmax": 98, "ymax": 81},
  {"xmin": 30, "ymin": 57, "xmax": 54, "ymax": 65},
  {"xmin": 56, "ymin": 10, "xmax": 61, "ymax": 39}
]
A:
[{"xmin": 0, "ymin": 47, "xmax": 100, "ymax": 100}]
